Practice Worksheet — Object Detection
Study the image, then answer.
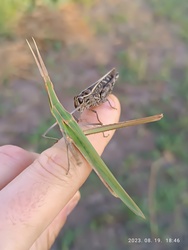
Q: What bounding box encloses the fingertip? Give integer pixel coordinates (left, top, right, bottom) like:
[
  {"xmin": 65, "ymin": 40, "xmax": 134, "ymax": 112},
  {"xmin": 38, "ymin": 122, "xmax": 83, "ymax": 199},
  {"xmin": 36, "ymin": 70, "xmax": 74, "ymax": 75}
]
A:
[
  {"xmin": 78, "ymin": 94, "xmax": 121, "ymax": 155},
  {"xmin": 0, "ymin": 145, "xmax": 38, "ymax": 189},
  {"xmin": 102, "ymin": 94, "xmax": 121, "ymax": 124},
  {"xmin": 79, "ymin": 94, "xmax": 121, "ymax": 126}
]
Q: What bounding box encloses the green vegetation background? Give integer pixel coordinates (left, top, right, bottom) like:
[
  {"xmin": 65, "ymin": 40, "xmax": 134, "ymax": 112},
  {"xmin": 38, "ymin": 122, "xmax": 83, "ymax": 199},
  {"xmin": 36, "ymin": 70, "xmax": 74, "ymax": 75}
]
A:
[{"xmin": 0, "ymin": 0, "xmax": 187, "ymax": 249}]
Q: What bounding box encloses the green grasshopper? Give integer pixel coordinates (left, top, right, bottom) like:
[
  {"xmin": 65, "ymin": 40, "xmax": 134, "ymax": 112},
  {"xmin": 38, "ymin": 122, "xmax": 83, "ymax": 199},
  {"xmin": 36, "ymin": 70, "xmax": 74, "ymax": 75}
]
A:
[{"xmin": 27, "ymin": 38, "xmax": 163, "ymax": 219}]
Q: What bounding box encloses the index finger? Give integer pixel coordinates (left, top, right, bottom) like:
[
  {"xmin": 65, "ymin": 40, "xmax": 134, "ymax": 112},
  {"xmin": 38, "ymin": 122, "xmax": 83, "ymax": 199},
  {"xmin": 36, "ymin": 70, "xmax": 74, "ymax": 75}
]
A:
[{"xmin": 0, "ymin": 94, "xmax": 121, "ymax": 249}]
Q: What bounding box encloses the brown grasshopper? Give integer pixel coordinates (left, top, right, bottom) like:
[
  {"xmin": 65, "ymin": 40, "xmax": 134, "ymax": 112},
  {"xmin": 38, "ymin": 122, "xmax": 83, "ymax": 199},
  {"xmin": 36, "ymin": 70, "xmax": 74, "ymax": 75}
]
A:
[
  {"xmin": 44, "ymin": 68, "xmax": 119, "ymax": 137},
  {"xmin": 74, "ymin": 68, "xmax": 119, "ymax": 123}
]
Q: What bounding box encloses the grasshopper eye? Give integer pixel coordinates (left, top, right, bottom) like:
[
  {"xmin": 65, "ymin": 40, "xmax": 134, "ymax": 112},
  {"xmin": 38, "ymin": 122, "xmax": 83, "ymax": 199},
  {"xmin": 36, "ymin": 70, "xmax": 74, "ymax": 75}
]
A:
[
  {"xmin": 115, "ymin": 73, "xmax": 119, "ymax": 80},
  {"xmin": 78, "ymin": 97, "xmax": 84, "ymax": 104},
  {"xmin": 74, "ymin": 96, "xmax": 83, "ymax": 108}
]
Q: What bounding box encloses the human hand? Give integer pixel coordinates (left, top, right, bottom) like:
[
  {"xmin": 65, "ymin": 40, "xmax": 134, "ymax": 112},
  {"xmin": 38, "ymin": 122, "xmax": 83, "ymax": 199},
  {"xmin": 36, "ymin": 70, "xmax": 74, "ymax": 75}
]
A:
[{"xmin": 0, "ymin": 95, "xmax": 120, "ymax": 250}]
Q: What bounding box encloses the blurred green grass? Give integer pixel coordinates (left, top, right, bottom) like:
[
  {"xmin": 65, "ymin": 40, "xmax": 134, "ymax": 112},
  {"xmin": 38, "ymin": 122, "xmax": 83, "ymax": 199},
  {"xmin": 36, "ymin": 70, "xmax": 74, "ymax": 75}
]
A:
[
  {"xmin": 150, "ymin": 0, "xmax": 188, "ymax": 42},
  {"xmin": 0, "ymin": 0, "xmax": 188, "ymax": 249},
  {"xmin": 0, "ymin": 0, "xmax": 30, "ymax": 36}
]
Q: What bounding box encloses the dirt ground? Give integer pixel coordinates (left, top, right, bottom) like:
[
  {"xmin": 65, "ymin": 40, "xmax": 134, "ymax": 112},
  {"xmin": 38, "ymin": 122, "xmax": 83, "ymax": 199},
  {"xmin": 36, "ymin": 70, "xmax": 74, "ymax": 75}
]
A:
[{"xmin": 0, "ymin": 1, "xmax": 187, "ymax": 249}]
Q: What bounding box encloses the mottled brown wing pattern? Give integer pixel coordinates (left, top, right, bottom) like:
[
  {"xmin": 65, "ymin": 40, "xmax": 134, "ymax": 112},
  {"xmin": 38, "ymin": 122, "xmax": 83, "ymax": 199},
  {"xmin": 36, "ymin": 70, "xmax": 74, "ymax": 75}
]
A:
[{"xmin": 74, "ymin": 68, "xmax": 119, "ymax": 112}]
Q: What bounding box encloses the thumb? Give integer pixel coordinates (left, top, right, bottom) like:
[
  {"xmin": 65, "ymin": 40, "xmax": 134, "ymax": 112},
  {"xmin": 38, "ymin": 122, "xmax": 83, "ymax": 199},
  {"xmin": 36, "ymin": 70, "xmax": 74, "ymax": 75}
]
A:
[{"xmin": 0, "ymin": 95, "xmax": 120, "ymax": 249}]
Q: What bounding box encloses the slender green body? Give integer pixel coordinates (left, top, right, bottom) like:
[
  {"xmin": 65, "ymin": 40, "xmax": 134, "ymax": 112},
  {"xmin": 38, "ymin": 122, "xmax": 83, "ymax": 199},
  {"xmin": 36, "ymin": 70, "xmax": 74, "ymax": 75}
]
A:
[
  {"xmin": 47, "ymin": 78, "xmax": 145, "ymax": 218},
  {"xmin": 27, "ymin": 38, "xmax": 147, "ymax": 218}
]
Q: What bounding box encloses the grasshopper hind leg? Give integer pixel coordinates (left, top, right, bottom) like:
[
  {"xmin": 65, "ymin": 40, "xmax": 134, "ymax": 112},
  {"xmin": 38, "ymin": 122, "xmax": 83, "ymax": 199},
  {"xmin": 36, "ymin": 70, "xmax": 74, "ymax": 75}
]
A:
[
  {"xmin": 90, "ymin": 109, "xmax": 103, "ymax": 125},
  {"xmin": 106, "ymin": 98, "xmax": 117, "ymax": 110},
  {"xmin": 90, "ymin": 109, "xmax": 110, "ymax": 138}
]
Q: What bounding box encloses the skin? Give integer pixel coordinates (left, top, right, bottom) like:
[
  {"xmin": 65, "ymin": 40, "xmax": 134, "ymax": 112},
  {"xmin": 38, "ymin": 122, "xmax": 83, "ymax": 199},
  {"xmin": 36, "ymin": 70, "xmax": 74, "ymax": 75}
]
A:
[{"xmin": 0, "ymin": 95, "xmax": 121, "ymax": 250}]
